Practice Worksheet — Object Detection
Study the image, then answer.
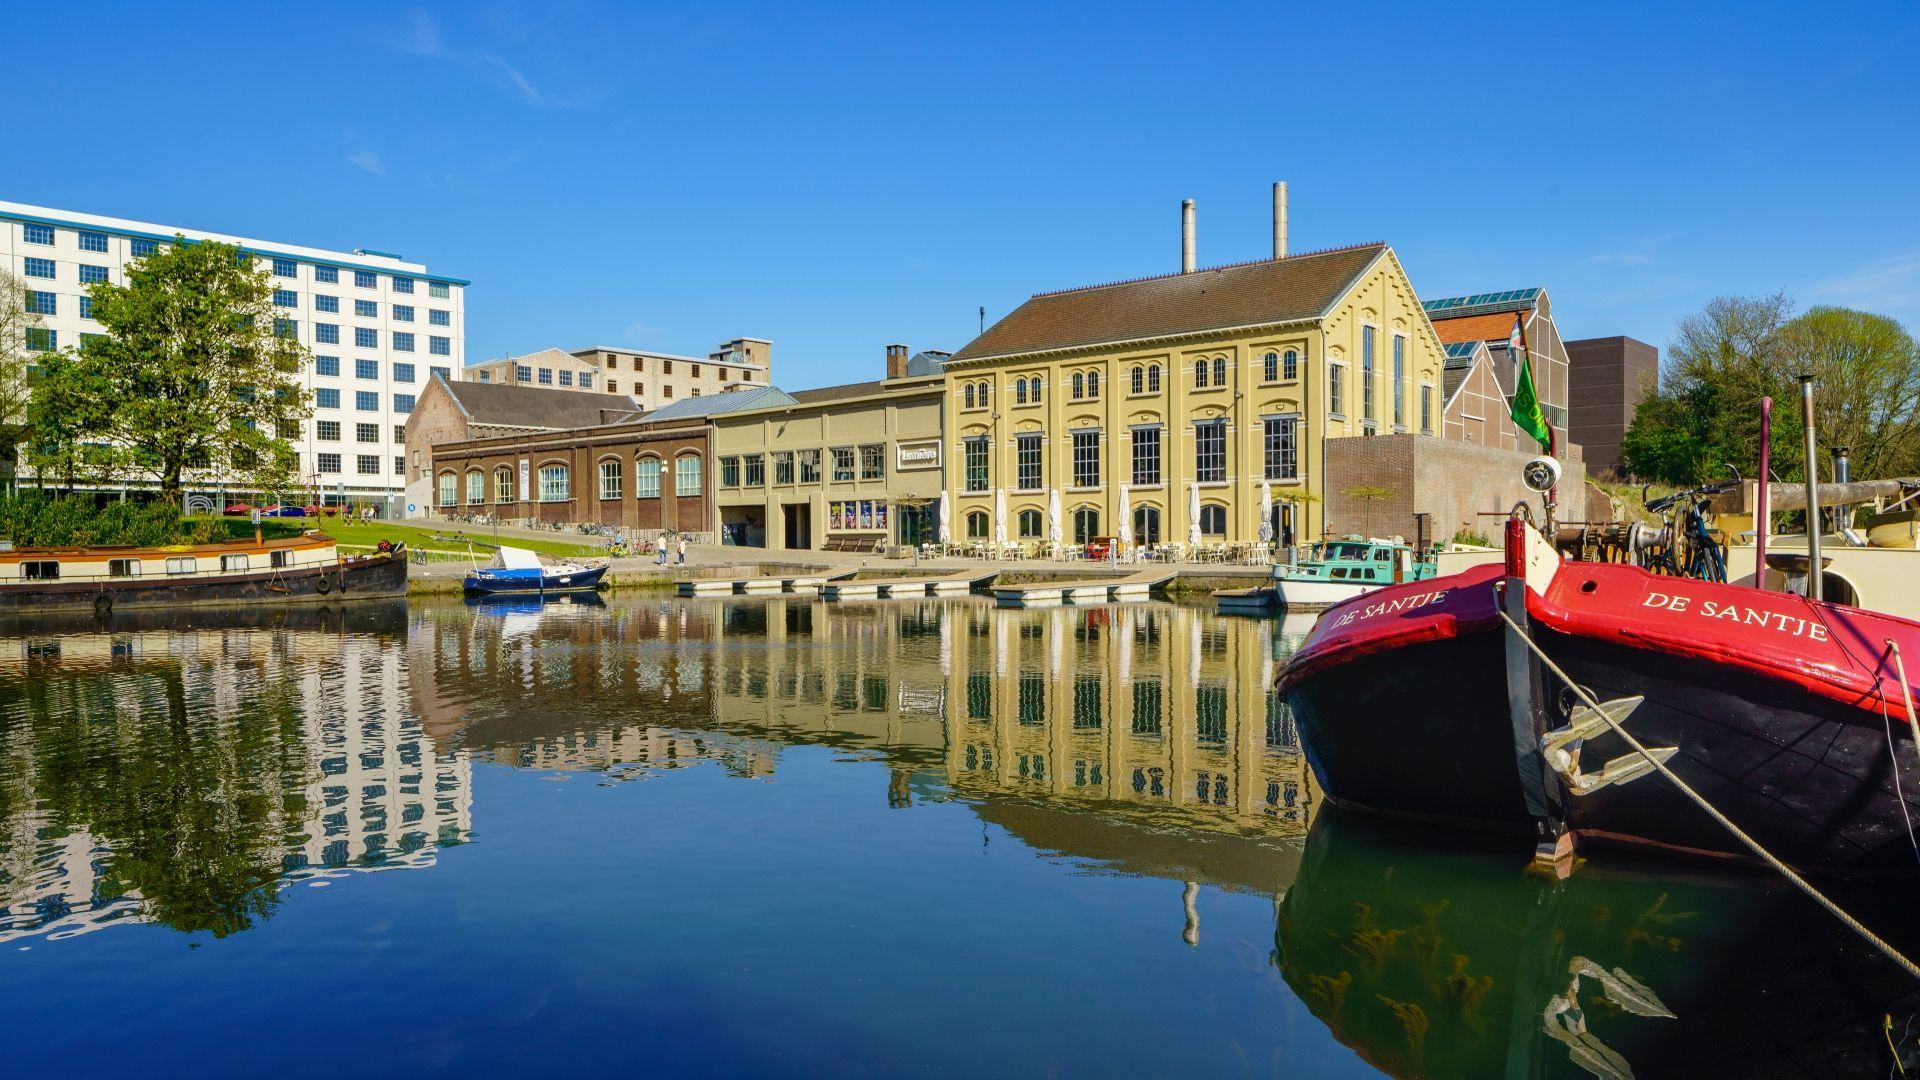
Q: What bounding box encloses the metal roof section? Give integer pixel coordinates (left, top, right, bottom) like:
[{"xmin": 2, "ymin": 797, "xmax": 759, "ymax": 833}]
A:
[
  {"xmin": 1421, "ymin": 288, "xmax": 1541, "ymax": 320},
  {"xmin": 1443, "ymin": 341, "xmax": 1483, "ymax": 363},
  {"xmin": 638, "ymin": 385, "xmax": 798, "ymax": 424}
]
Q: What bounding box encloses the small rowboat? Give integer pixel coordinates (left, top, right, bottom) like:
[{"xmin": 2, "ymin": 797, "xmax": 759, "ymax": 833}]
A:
[{"xmin": 463, "ymin": 545, "xmax": 609, "ymax": 596}]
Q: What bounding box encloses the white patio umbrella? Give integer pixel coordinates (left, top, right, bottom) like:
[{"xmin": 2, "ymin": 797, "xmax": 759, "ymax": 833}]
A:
[
  {"xmin": 1048, "ymin": 488, "xmax": 1062, "ymax": 551},
  {"xmin": 1188, "ymin": 482, "xmax": 1203, "ymax": 548},
  {"xmin": 1117, "ymin": 483, "xmax": 1133, "ymax": 556},
  {"xmin": 1258, "ymin": 480, "xmax": 1275, "ymax": 545},
  {"xmin": 937, "ymin": 495, "xmax": 951, "ymax": 544},
  {"xmin": 993, "ymin": 488, "xmax": 1008, "ymax": 546}
]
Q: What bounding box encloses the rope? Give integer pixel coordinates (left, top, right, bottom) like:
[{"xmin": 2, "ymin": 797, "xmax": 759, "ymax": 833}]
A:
[
  {"xmin": 1497, "ymin": 607, "xmax": 1920, "ymax": 981},
  {"xmin": 1872, "ymin": 669, "xmax": 1920, "ymax": 865}
]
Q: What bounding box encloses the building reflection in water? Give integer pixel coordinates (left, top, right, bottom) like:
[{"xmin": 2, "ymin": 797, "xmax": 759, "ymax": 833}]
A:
[
  {"xmin": 0, "ymin": 605, "xmax": 471, "ymax": 943},
  {"xmin": 412, "ymin": 596, "xmax": 1321, "ymax": 921}
]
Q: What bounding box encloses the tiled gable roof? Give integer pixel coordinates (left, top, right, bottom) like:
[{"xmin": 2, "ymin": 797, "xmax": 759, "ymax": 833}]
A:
[
  {"xmin": 945, "ymin": 244, "xmax": 1388, "ymax": 364},
  {"xmin": 438, "ymin": 375, "xmax": 641, "ymax": 430},
  {"xmin": 1430, "ymin": 310, "xmax": 1521, "ymax": 346}
]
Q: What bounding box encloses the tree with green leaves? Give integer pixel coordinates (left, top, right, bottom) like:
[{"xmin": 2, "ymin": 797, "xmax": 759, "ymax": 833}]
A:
[
  {"xmin": 69, "ymin": 236, "xmax": 310, "ymax": 502},
  {"xmin": 23, "ymin": 348, "xmax": 119, "ymax": 491},
  {"xmin": 1620, "ymin": 294, "xmax": 1920, "ymax": 486},
  {"xmin": 0, "ymin": 268, "xmax": 43, "ymax": 491}
]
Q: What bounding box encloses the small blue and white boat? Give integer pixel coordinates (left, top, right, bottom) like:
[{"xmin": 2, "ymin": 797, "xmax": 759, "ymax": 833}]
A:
[{"xmin": 463, "ymin": 545, "xmax": 610, "ymax": 596}]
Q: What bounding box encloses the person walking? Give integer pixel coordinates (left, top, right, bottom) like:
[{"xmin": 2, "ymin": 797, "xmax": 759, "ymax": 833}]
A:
[{"xmin": 656, "ymin": 535, "xmax": 670, "ymax": 570}]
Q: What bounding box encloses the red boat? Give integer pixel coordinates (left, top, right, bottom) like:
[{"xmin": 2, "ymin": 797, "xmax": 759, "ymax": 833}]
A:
[{"xmin": 1278, "ymin": 518, "xmax": 1920, "ymax": 872}]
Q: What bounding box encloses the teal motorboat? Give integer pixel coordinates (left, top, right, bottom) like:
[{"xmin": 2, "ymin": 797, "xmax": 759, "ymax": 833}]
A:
[{"xmin": 1268, "ymin": 537, "xmax": 1435, "ymax": 610}]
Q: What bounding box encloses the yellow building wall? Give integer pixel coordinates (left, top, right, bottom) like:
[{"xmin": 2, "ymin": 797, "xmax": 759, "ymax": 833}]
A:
[{"xmin": 942, "ymin": 249, "xmax": 1446, "ymax": 547}]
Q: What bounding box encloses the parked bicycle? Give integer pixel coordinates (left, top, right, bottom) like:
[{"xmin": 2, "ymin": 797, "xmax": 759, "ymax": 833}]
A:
[{"xmin": 1638, "ymin": 474, "xmax": 1740, "ymax": 583}]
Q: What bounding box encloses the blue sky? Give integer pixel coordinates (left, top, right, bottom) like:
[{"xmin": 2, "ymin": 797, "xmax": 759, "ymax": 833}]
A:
[{"xmin": 6, "ymin": 2, "xmax": 1917, "ymax": 387}]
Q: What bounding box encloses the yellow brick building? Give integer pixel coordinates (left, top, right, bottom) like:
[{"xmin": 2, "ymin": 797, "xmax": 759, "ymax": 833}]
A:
[{"xmin": 940, "ymin": 243, "xmax": 1446, "ymax": 550}]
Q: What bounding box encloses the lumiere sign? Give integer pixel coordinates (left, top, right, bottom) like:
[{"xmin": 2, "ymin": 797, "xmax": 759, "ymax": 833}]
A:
[{"xmin": 895, "ymin": 439, "xmax": 941, "ymax": 471}]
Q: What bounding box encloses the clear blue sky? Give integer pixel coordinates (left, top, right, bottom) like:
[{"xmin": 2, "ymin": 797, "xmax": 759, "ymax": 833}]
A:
[{"xmin": 6, "ymin": 3, "xmax": 1916, "ymax": 387}]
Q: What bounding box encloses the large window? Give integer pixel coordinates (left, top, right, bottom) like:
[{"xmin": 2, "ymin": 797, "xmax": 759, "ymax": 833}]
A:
[
  {"xmin": 1194, "ymin": 419, "xmax": 1226, "ymax": 483},
  {"xmin": 1071, "ymin": 429, "xmax": 1099, "ymax": 488},
  {"xmin": 1131, "ymin": 425, "xmax": 1161, "ymax": 486},
  {"xmin": 774, "ymin": 451, "xmax": 794, "ymax": 485},
  {"xmin": 356, "ymin": 358, "xmax": 378, "ymax": 380},
  {"xmin": 316, "ymin": 388, "xmax": 340, "ymax": 409},
  {"xmin": 831, "ymin": 446, "xmax": 855, "ymax": 482},
  {"xmin": 22, "ymin": 257, "xmax": 53, "ymax": 279},
  {"xmin": 315, "ymin": 265, "xmax": 338, "ymax": 284},
  {"xmin": 1329, "ymin": 364, "xmax": 1345, "ymax": 417},
  {"xmin": 1199, "ymin": 504, "xmax": 1226, "ymax": 536},
  {"xmin": 318, "ymin": 453, "xmax": 342, "ymax": 473},
  {"xmin": 355, "ymin": 327, "xmax": 378, "ymax": 349},
  {"xmin": 1392, "ymin": 335, "xmax": 1407, "ymax": 428},
  {"xmin": 25, "ymin": 291, "xmax": 55, "ymax": 315},
  {"xmin": 430, "ymin": 309, "xmax": 450, "ymax": 326},
  {"xmin": 1264, "ymin": 416, "xmax": 1298, "ymax": 480},
  {"xmin": 538, "ymin": 464, "xmax": 570, "ymax": 502},
  {"xmin": 1015, "ymin": 432, "xmax": 1042, "ymax": 490},
  {"xmin": 355, "ymin": 391, "xmax": 378, "ymax": 411},
  {"xmin": 356, "ymin": 422, "xmax": 379, "ymax": 443},
  {"xmin": 599, "ymin": 459, "xmax": 622, "ymax": 499},
  {"xmin": 799, "ymin": 449, "xmax": 821, "ymax": 483},
  {"xmin": 466, "ymin": 471, "xmax": 485, "ymax": 504},
  {"xmin": 1073, "ymin": 507, "xmax": 1100, "ymax": 545},
  {"xmin": 354, "ymin": 270, "xmax": 377, "ymax": 289},
  {"xmin": 1362, "ymin": 326, "xmax": 1376, "ymax": 424},
  {"xmin": 393, "ymin": 362, "xmax": 415, "ymax": 383},
  {"xmin": 963, "ymin": 436, "xmax": 989, "ymax": 492},
  {"xmin": 273, "ymin": 289, "xmax": 298, "ymax": 308},
  {"xmin": 1017, "ymin": 508, "xmax": 1043, "ymax": 538},
  {"xmin": 676, "ymin": 455, "xmax": 702, "ymax": 496},
  {"xmin": 22, "ymin": 223, "xmax": 53, "ymax": 245},
  {"xmin": 860, "ymin": 444, "xmax": 884, "ymax": 480},
  {"xmin": 744, "ymin": 454, "xmax": 765, "ymax": 487},
  {"xmin": 316, "ymin": 295, "xmax": 338, "ymax": 314},
  {"xmin": 1133, "ymin": 505, "xmax": 1161, "ymax": 546},
  {"xmin": 78, "ymin": 265, "xmax": 107, "ymax": 284},
  {"xmin": 355, "ymin": 299, "xmax": 378, "ymax": 318},
  {"xmin": 438, "ymin": 472, "xmax": 457, "ymax": 506},
  {"xmin": 316, "ymin": 420, "xmax": 340, "ymax": 440},
  {"xmin": 721, "ymin": 456, "xmax": 741, "ymax": 487},
  {"xmin": 1421, "ymin": 385, "xmax": 1434, "ymax": 434},
  {"xmin": 494, "ymin": 467, "xmax": 515, "ymax": 502},
  {"xmin": 636, "ymin": 458, "xmax": 662, "ymax": 498},
  {"xmin": 966, "ymin": 510, "xmax": 990, "ymax": 539}
]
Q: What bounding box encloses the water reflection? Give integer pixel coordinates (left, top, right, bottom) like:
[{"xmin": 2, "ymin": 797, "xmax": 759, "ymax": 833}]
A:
[
  {"xmin": 4, "ymin": 596, "xmax": 1916, "ymax": 1077},
  {"xmin": 0, "ymin": 604, "xmax": 472, "ymax": 942}
]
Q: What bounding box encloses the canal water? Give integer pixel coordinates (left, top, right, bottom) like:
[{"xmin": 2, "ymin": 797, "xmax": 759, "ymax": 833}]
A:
[{"xmin": 1, "ymin": 596, "xmax": 1916, "ymax": 1077}]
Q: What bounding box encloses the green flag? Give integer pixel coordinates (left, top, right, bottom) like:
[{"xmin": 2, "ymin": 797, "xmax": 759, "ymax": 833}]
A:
[{"xmin": 1510, "ymin": 352, "xmax": 1553, "ymax": 453}]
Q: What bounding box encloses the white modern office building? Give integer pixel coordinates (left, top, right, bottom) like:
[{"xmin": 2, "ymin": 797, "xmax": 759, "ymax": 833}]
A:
[{"xmin": 0, "ymin": 200, "xmax": 467, "ymax": 514}]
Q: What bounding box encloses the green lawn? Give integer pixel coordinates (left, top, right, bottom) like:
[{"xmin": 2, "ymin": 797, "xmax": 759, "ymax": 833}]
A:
[{"xmin": 209, "ymin": 516, "xmax": 606, "ymax": 558}]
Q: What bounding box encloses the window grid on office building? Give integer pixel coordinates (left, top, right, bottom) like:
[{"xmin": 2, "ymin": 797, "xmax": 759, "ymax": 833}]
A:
[
  {"xmin": 860, "ymin": 444, "xmax": 884, "ymax": 481},
  {"xmin": 832, "ymin": 447, "xmax": 855, "ymax": 482},
  {"xmin": 1194, "ymin": 420, "xmax": 1226, "ymax": 483},
  {"xmin": 1264, "ymin": 416, "xmax": 1298, "ymax": 480},
  {"xmin": 1016, "ymin": 433, "xmax": 1042, "ymax": 490},
  {"xmin": 1071, "ymin": 430, "xmax": 1099, "ymax": 488}
]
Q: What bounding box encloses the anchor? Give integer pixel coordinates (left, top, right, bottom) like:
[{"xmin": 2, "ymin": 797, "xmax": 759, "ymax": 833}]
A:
[{"xmin": 1541, "ymin": 695, "xmax": 1678, "ymax": 795}]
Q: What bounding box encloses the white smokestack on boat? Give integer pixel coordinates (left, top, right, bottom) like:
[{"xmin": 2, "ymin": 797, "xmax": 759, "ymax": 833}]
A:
[
  {"xmin": 1180, "ymin": 199, "xmax": 1196, "ymax": 273},
  {"xmin": 1272, "ymin": 181, "xmax": 1288, "ymax": 258}
]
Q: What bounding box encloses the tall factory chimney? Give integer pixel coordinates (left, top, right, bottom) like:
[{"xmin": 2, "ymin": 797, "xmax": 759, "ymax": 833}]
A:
[
  {"xmin": 1272, "ymin": 181, "xmax": 1289, "ymax": 258},
  {"xmin": 1180, "ymin": 199, "xmax": 1196, "ymax": 273}
]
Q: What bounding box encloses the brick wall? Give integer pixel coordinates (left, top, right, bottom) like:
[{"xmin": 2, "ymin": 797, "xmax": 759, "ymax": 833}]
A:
[
  {"xmin": 1566, "ymin": 336, "xmax": 1658, "ymax": 476},
  {"xmin": 1324, "ymin": 434, "xmax": 1585, "ymax": 544},
  {"xmin": 429, "ymin": 422, "xmax": 713, "ymax": 538}
]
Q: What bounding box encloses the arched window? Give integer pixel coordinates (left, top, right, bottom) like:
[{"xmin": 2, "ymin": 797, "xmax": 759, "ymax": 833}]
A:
[
  {"xmin": 1194, "ymin": 360, "xmax": 1209, "ymax": 388},
  {"xmin": 978, "ymin": 380, "xmax": 990, "ymax": 403},
  {"xmin": 966, "ymin": 510, "xmax": 990, "ymax": 539},
  {"xmin": 1133, "ymin": 505, "xmax": 1161, "ymax": 546},
  {"xmin": 538, "ymin": 464, "xmax": 569, "ymax": 502},
  {"xmin": 437, "ymin": 472, "xmax": 456, "ymax": 507},
  {"xmin": 1015, "ymin": 378, "xmax": 1028, "ymax": 405},
  {"xmin": 1017, "ymin": 508, "xmax": 1043, "ymax": 538},
  {"xmin": 598, "ymin": 458, "xmax": 623, "ymax": 500},
  {"xmin": 1131, "ymin": 366, "xmax": 1144, "ymax": 394},
  {"xmin": 1283, "ymin": 349, "xmax": 1299, "ymax": 381},
  {"xmin": 465, "ymin": 470, "xmax": 485, "ymax": 504},
  {"xmin": 1073, "ymin": 507, "xmax": 1100, "ymax": 545},
  {"xmin": 1086, "ymin": 370, "xmax": 1099, "ymax": 398},
  {"xmin": 1071, "ymin": 372, "xmax": 1084, "ymax": 399},
  {"xmin": 635, "ymin": 457, "xmax": 662, "ymax": 498},
  {"xmin": 1030, "ymin": 376, "xmax": 1042, "ymax": 403},
  {"xmin": 1147, "ymin": 365, "xmax": 1161, "ymax": 393},
  {"xmin": 964, "ymin": 383, "xmax": 976, "ymax": 409},
  {"xmin": 1263, "ymin": 351, "xmax": 1279, "ymax": 382},
  {"xmin": 1199, "ymin": 504, "xmax": 1227, "ymax": 536},
  {"xmin": 493, "ymin": 466, "xmax": 514, "ymax": 503},
  {"xmin": 675, "ymin": 454, "xmax": 702, "ymax": 496},
  {"xmin": 1212, "ymin": 356, "xmax": 1227, "ymax": 385}
]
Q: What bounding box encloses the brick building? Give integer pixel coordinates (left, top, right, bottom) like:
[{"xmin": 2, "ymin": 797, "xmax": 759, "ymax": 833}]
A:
[
  {"xmin": 402, "ymin": 375, "xmax": 640, "ymax": 517},
  {"xmin": 1566, "ymin": 335, "xmax": 1658, "ymax": 476},
  {"xmin": 1441, "ymin": 340, "xmax": 1524, "ymax": 450},
  {"xmin": 1324, "ymin": 434, "xmax": 1584, "ymax": 544},
  {"xmin": 1424, "ymin": 288, "xmax": 1571, "ymax": 452},
  {"xmin": 426, "ymin": 418, "xmax": 712, "ymax": 537}
]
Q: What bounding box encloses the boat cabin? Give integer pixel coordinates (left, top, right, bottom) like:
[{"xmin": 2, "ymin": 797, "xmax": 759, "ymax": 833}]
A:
[
  {"xmin": 1287, "ymin": 538, "xmax": 1431, "ymax": 585},
  {"xmin": 0, "ymin": 533, "xmax": 340, "ymax": 584}
]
